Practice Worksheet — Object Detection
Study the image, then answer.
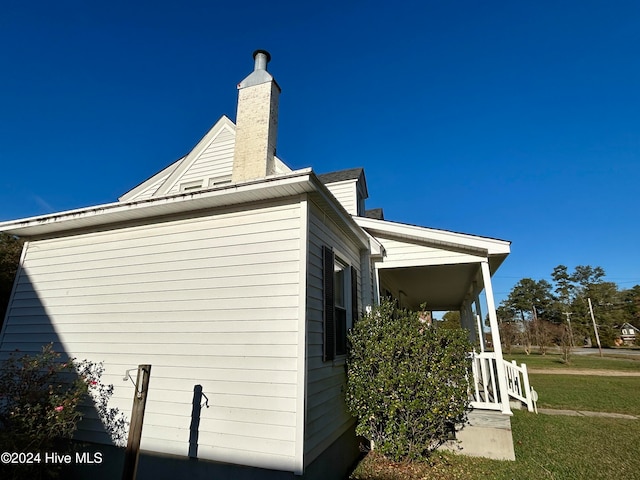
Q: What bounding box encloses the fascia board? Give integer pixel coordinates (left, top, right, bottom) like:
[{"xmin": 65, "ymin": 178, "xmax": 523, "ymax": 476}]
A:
[
  {"xmin": 355, "ymin": 217, "xmax": 510, "ymax": 256},
  {"xmin": 0, "ymin": 169, "xmax": 315, "ymax": 238}
]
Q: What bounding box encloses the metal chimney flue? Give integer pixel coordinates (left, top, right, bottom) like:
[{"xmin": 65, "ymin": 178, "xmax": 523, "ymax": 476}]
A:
[{"xmin": 253, "ymin": 50, "xmax": 271, "ymax": 71}]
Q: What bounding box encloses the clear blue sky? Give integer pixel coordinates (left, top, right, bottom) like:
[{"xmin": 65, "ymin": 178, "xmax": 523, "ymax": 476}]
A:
[{"xmin": 1, "ymin": 1, "xmax": 639, "ymax": 304}]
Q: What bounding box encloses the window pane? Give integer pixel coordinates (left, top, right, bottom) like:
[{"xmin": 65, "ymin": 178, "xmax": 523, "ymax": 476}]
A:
[
  {"xmin": 336, "ymin": 307, "xmax": 347, "ymax": 355},
  {"xmin": 334, "ymin": 264, "xmax": 345, "ymax": 308}
]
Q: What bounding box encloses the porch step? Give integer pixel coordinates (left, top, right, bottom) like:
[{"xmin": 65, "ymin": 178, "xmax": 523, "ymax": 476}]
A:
[{"xmin": 441, "ymin": 410, "xmax": 515, "ymax": 461}]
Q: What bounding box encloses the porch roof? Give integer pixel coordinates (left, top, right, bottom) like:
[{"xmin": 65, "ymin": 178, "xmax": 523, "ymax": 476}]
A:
[{"xmin": 355, "ymin": 217, "xmax": 510, "ymax": 311}]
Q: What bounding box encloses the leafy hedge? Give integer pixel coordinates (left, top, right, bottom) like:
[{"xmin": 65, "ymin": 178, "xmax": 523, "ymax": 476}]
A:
[
  {"xmin": 346, "ymin": 300, "xmax": 472, "ymax": 461},
  {"xmin": 0, "ymin": 344, "xmax": 127, "ymax": 478}
]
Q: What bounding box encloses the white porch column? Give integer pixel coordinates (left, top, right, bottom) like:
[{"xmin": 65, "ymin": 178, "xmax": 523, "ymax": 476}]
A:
[
  {"xmin": 373, "ymin": 264, "xmax": 381, "ymax": 305},
  {"xmin": 481, "ymin": 260, "xmax": 512, "ymax": 415}
]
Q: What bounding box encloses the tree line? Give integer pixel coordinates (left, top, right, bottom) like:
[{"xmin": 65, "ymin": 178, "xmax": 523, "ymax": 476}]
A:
[{"xmin": 497, "ymin": 264, "xmax": 640, "ymax": 353}]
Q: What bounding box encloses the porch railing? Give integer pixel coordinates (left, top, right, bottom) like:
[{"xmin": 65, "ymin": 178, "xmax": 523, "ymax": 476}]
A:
[
  {"xmin": 468, "ymin": 351, "xmax": 502, "ymax": 411},
  {"xmin": 504, "ymin": 359, "xmax": 534, "ymax": 412},
  {"xmin": 468, "ymin": 351, "xmax": 535, "ymax": 413}
]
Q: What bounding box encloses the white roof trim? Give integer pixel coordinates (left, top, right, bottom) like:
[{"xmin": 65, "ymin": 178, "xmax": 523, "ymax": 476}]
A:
[
  {"xmin": 0, "ymin": 169, "xmax": 370, "ymax": 249},
  {"xmin": 354, "ymin": 216, "xmax": 511, "ymax": 256},
  {"xmin": 0, "ymin": 169, "xmax": 312, "ymax": 237},
  {"xmin": 118, "ymin": 156, "xmax": 183, "ymax": 202},
  {"xmin": 362, "ymin": 229, "xmax": 385, "ymax": 257}
]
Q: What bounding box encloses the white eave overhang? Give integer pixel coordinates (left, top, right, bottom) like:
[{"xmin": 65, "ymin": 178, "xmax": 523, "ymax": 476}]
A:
[
  {"xmin": 0, "ymin": 169, "xmax": 370, "ymax": 248},
  {"xmin": 354, "ymin": 216, "xmax": 510, "ymax": 271}
]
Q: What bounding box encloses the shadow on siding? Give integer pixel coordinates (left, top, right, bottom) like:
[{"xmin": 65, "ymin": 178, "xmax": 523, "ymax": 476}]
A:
[
  {"xmin": 0, "ymin": 270, "xmax": 126, "ymax": 479},
  {"xmin": 1, "ymin": 268, "xmax": 362, "ymax": 479}
]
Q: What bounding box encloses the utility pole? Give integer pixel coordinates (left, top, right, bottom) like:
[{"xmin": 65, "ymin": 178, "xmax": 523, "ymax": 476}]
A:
[
  {"xmin": 532, "ymin": 305, "xmax": 539, "ymax": 350},
  {"xmin": 563, "ymin": 312, "xmax": 574, "ymax": 348},
  {"xmin": 587, "ymin": 297, "xmax": 603, "ymax": 357}
]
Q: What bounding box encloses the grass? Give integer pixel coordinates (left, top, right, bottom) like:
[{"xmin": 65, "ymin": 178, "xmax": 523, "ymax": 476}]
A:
[
  {"xmin": 351, "ymin": 412, "xmax": 640, "ymax": 480},
  {"xmin": 505, "ymin": 350, "xmax": 640, "ymax": 371},
  {"xmin": 530, "ymin": 374, "xmax": 640, "ymax": 414},
  {"xmin": 350, "ymin": 351, "xmax": 640, "ymax": 479}
]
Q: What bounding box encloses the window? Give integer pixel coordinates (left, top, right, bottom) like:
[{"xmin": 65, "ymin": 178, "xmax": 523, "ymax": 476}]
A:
[
  {"xmin": 334, "ymin": 260, "xmax": 348, "ymax": 355},
  {"xmin": 322, "ymin": 246, "xmax": 358, "ymax": 361}
]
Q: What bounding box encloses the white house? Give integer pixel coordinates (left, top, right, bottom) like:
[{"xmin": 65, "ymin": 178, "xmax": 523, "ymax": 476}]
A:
[
  {"xmin": 620, "ymin": 322, "xmax": 639, "ymax": 345},
  {"xmin": 0, "ymin": 51, "xmax": 521, "ymax": 479}
]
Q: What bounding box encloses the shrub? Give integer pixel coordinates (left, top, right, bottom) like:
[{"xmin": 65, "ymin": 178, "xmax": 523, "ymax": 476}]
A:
[
  {"xmin": 0, "ymin": 344, "xmax": 127, "ymax": 453},
  {"xmin": 346, "ymin": 300, "xmax": 472, "ymax": 461}
]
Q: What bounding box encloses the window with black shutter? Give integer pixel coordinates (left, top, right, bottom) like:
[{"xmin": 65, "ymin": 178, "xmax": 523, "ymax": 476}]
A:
[
  {"xmin": 351, "ymin": 265, "xmax": 358, "ymax": 325},
  {"xmin": 322, "ymin": 246, "xmax": 358, "ymax": 361},
  {"xmin": 322, "ymin": 246, "xmax": 335, "ymax": 362}
]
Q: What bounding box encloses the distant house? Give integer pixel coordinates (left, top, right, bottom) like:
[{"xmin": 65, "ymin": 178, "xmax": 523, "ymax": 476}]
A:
[
  {"xmin": 620, "ymin": 323, "xmax": 640, "ymax": 345},
  {"xmin": 0, "ymin": 51, "xmax": 520, "ymax": 478}
]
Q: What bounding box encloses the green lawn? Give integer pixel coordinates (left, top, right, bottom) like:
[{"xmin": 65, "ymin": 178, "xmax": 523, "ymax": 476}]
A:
[
  {"xmin": 351, "ymin": 411, "xmax": 640, "ymax": 480},
  {"xmin": 350, "ymin": 353, "xmax": 640, "ymax": 479},
  {"xmin": 530, "ymin": 374, "xmax": 640, "ymax": 415}
]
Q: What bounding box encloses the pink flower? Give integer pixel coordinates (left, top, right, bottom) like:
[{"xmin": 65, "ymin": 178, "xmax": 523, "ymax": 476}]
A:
[{"xmin": 55, "ymin": 406, "xmax": 64, "ymax": 412}]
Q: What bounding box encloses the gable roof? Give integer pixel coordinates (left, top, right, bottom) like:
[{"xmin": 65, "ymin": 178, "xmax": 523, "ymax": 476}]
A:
[
  {"xmin": 119, "ymin": 115, "xmax": 291, "ymax": 203},
  {"xmin": 621, "ymin": 323, "xmax": 640, "ymax": 333},
  {"xmin": 317, "ymin": 167, "xmax": 363, "ymax": 184},
  {"xmin": 317, "ymin": 167, "xmax": 368, "ymax": 201}
]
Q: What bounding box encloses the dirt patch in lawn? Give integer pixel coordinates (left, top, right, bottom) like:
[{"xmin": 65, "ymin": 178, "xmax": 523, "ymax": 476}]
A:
[{"xmin": 528, "ymin": 368, "xmax": 640, "ymax": 376}]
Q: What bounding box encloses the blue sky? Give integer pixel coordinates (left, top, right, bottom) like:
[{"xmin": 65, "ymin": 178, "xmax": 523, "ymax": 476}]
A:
[{"xmin": 1, "ymin": 1, "xmax": 639, "ymax": 304}]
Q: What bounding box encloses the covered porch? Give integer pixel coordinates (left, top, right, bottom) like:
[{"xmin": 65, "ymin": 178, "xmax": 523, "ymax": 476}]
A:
[{"xmin": 356, "ymin": 217, "xmax": 533, "ymax": 460}]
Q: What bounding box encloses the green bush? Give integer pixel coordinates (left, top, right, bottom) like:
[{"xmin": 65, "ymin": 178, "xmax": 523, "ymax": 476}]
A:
[
  {"xmin": 346, "ymin": 300, "xmax": 472, "ymax": 461},
  {"xmin": 0, "ymin": 344, "xmax": 127, "ymax": 479}
]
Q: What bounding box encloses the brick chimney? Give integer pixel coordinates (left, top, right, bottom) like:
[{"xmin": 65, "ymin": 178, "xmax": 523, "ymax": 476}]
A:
[{"xmin": 232, "ymin": 50, "xmax": 281, "ymax": 182}]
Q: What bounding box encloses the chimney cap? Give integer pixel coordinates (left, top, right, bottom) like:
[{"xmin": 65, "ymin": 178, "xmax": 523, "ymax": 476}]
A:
[{"xmin": 252, "ymin": 49, "xmax": 271, "ymax": 63}]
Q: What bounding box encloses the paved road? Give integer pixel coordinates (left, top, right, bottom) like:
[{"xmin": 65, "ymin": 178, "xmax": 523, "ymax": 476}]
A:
[{"xmin": 570, "ymin": 347, "xmax": 640, "ymax": 356}]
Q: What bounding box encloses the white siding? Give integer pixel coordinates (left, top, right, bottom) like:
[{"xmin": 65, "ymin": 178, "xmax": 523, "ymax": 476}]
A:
[
  {"xmin": 304, "ymin": 201, "xmax": 361, "ymax": 465},
  {"xmin": 0, "ymin": 199, "xmax": 303, "ymax": 472},
  {"xmin": 375, "ymin": 236, "xmax": 486, "ymax": 269},
  {"xmin": 165, "ymin": 127, "xmax": 235, "ymax": 194},
  {"xmin": 324, "ymin": 181, "xmax": 358, "ymax": 215}
]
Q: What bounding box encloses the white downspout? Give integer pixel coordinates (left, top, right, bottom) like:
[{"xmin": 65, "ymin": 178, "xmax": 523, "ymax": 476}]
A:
[{"xmin": 481, "ymin": 260, "xmax": 512, "ymax": 415}]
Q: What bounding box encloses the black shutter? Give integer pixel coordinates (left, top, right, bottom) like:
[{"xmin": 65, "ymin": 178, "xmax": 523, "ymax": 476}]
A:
[
  {"xmin": 322, "ymin": 246, "xmax": 335, "ymax": 362},
  {"xmin": 351, "ymin": 265, "xmax": 358, "ymax": 325}
]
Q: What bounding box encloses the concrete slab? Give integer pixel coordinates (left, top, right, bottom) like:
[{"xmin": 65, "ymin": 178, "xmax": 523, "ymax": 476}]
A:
[{"xmin": 441, "ymin": 410, "xmax": 515, "ymax": 461}]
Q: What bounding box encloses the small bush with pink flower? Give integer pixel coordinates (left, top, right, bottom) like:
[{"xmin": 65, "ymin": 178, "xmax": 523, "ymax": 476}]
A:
[{"xmin": 0, "ymin": 343, "xmax": 127, "ymax": 453}]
